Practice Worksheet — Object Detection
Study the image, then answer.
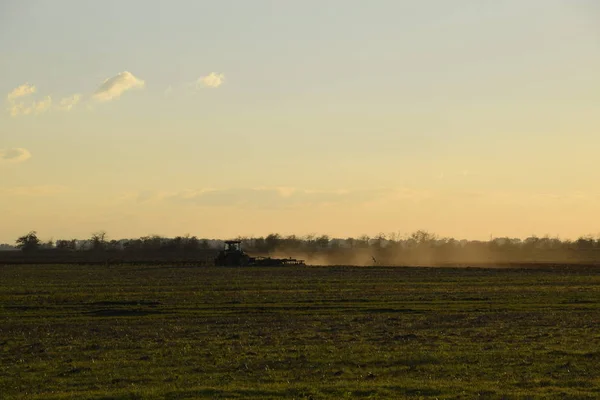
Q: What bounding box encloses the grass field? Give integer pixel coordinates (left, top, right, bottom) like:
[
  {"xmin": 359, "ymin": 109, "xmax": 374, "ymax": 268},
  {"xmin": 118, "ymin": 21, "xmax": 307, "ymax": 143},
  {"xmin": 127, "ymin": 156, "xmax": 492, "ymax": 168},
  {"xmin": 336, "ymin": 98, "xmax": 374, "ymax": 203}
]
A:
[{"xmin": 1, "ymin": 264, "xmax": 599, "ymax": 399}]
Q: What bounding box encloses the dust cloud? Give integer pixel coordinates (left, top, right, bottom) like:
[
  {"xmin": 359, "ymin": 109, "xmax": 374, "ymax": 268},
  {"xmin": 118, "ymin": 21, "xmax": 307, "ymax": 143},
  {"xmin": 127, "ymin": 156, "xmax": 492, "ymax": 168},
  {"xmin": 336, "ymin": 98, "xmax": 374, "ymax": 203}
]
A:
[{"xmin": 243, "ymin": 233, "xmax": 600, "ymax": 267}]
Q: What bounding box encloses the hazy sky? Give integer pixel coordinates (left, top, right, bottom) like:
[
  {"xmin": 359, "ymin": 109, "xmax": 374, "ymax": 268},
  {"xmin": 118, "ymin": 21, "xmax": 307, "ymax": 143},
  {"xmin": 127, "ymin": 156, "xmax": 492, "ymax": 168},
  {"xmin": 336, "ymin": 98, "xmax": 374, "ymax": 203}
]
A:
[{"xmin": 1, "ymin": 0, "xmax": 599, "ymax": 243}]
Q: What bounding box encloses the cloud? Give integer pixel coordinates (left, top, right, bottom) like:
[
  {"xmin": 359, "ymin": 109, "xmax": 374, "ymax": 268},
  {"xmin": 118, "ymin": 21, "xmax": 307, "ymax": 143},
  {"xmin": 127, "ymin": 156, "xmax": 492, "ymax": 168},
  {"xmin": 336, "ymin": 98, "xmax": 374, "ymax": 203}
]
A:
[
  {"xmin": 7, "ymin": 83, "xmax": 36, "ymax": 101},
  {"xmin": 165, "ymin": 73, "xmax": 226, "ymax": 95},
  {"xmin": 7, "ymin": 102, "xmax": 32, "ymax": 117},
  {"xmin": 197, "ymin": 72, "xmax": 225, "ymax": 88},
  {"xmin": 0, "ymin": 148, "xmax": 31, "ymax": 164},
  {"xmin": 92, "ymin": 71, "xmax": 145, "ymax": 102},
  {"xmin": 34, "ymin": 96, "xmax": 52, "ymax": 114},
  {"xmin": 6, "ymin": 83, "xmax": 32, "ymax": 117},
  {"xmin": 6, "ymin": 93, "xmax": 52, "ymax": 117},
  {"xmin": 0, "ymin": 185, "xmax": 68, "ymax": 196},
  {"xmin": 6, "ymin": 72, "xmax": 144, "ymax": 117},
  {"xmin": 57, "ymin": 94, "xmax": 81, "ymax": 111},
  {"xmin": 5, "ymin": 83, "xmax": 48, "ymax": 117}
]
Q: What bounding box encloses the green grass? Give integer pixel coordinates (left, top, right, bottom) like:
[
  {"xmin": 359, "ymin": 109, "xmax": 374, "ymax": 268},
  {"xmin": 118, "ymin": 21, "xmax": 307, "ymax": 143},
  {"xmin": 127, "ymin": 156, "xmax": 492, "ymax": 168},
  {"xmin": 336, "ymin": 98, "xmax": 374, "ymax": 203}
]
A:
[{"xmin": 1, "ymin": 265, "xmax": 599, "ymax": 399}]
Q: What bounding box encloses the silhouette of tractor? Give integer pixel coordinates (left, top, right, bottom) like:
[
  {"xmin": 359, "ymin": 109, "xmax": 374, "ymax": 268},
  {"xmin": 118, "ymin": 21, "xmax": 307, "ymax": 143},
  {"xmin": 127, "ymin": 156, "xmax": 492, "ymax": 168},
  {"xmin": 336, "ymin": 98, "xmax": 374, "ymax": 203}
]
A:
[{"xmin": 214, "ymin": 240, "xmax": 305, "ymax": 267}]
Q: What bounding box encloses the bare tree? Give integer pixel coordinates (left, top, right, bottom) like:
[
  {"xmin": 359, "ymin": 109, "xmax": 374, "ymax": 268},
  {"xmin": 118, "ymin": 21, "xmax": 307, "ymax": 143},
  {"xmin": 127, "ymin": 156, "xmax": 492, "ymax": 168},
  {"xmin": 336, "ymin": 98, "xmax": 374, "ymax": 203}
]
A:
[
  {"xmin": 90, "ymin": 231, "xmax": 107, "ymax": 250},
  {"xmin": 16, "ymin": 231, "xmax": 40, "ymax": 252}
]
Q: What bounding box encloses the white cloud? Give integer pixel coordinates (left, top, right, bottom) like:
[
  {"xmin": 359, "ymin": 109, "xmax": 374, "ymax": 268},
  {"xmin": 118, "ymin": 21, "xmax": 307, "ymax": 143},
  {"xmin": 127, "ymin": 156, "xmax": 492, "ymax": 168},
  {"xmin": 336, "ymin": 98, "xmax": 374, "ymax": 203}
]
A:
[
  {"xmin": 7, "ymin": 95, "xmax": 52, "ymax": 117},
  {"xmin": 57, "ymin": 94, "xmax": 81, "ymax": 111},
  {"xmin": 7, "ymin": 102, "xmax": 32, "ymax": 117},
  {"xmin": 197, "ymin": 72, "xmax": 225, "ymax": 88},
  {"xmin": 34, "ymin": 96, "xmax": 52, "ymax": 114},
  {"xmin": 0, "ymin": 148, "xmax": 32, "ymax": 164},
  {"xmin": 92, "ymin": 71, "xmax": 145, "ymax": 102},
  {"xmin": 7, "ymin": 83, "xmax": 36, "ymax": 101},
  {"xmin": 6, "ymin": 72, "xmax": 144, "ymax": 117},
  {"xmin": 6, "ymin": 83, "xmax": 37, "ymax": 117}
]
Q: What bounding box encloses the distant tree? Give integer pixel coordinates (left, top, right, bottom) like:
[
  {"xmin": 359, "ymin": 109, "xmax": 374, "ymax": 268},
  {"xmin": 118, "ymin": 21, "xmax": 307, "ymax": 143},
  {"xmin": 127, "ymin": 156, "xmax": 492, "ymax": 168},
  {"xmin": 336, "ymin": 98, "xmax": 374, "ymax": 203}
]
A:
[
  {"xmin": 576, "ymin": 235, "xmax": 595, "ymax": 250},
  {"xmin": 122, "ymin": 239, "xmax": 141, "ymax": 251},
  {"xmin": 265, "ymin": 233, "xmax": 281, "ymax": 252},
  {"xmin": 182, "ymin": 234, "xmax": 200, "ymax": 250},
  {"xmin": 108, "ymin": 240, "xmax": 122, "ymax": 250},
  {"xmin": 533, "ymin": 236, "xmax": 562, "ymax": 250},
  {"xmin": 410, "ymin": 230, "xmax": 437, "ymax": 246},
  {"xmin": 282, "ymin": 235, "xmax": 302, "ymax": 251},
  {"xmin": 372, "ymin": 233, "xmax": 387, "ymax": 249},
  {"xmin": 41, "ymin": 238, "xmax": 54, "ymax": 249},
  {"xmin": 235, "ymin": 236, "xmax": 253, "ymax": 250},
  {"xmin": 356, "ymin": 235, "xmax": 370, "ymax": 248},
  {"xmin": 345, "ymin": 237, "xmax": 355, "ymax": 249},
  {"xmin": 523, "ymin": 236, "xmax": 540, "ymax": 248},
  {"xmin": 140, "ymin": 235, "xmax": 163, "ymax": 250},
  {"xmin": 90, "ymin": 231, "xmax": 107, "ymax": 250},
  {"xmin": 253, "ymin": 236, "xmax": 267, "ymax": 252},
  {"xmin": 315, "ymin": 235, "xmax": 330, "ymax": 249},
  {"xmin": 56, "ymin": 239, "xmax": 77, "ymax": 251},
  {"xmin": 172, "ymin": 236, "xmax": 184, "ymax": 249},
  {"xmin": 387, "ymin": 232, "xmax": 400, "ymax": 243},
  {"xmin": 303, "ymin": 234, "xmax": 316, "ymax": 247},
  {"xmin": 16, "ymin": 231, "xmax": 40, "ymax": 252}
]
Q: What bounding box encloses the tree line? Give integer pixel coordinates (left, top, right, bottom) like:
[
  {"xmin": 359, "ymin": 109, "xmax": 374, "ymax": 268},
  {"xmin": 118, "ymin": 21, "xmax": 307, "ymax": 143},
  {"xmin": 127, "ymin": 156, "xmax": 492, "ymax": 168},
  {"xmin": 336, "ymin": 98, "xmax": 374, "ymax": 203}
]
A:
[
  {"xmin": 11, "ymin": 231, "xmax": 212, "ymax": 252},
  {"xmin": 3, "ymin": 230, "xmax": 600, "ymax": 265}
]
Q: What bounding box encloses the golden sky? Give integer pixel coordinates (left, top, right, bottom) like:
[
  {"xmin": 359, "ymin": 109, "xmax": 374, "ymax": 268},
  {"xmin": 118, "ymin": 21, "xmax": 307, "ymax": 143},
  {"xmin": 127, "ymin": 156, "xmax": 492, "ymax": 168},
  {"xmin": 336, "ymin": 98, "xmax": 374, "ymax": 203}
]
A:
[{"xmin": 1, "ymin": 1, "xmax": 599, "ymax": 243}]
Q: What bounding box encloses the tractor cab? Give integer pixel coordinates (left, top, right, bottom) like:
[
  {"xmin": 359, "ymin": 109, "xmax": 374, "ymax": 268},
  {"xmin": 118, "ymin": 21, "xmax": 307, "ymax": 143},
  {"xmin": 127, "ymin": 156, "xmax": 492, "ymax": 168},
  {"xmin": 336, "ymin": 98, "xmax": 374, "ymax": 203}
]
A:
[{"xmin": 224, "ymin": 240, "xmax": 242, "ymax": 252}]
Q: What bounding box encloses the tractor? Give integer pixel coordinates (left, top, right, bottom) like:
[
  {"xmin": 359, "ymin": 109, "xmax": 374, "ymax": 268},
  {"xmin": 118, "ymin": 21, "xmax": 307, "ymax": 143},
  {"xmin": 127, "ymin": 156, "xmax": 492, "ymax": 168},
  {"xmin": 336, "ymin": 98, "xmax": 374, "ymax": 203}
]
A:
[
  {"xmin": 214, "ymin": 240, "xmax": 305, "ymax": 267},
  {"xmin": 214, "ymin": 240, "xmax": 253, "ymax": 266}
]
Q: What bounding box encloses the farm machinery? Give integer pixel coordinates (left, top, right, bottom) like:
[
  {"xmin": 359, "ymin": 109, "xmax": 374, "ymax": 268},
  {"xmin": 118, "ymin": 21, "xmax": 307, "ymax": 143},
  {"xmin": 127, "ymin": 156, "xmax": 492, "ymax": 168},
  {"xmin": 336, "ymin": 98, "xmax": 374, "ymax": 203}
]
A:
[{"xmin": 214, "ymin": 240, "xmax": 305, "ymax": 267}]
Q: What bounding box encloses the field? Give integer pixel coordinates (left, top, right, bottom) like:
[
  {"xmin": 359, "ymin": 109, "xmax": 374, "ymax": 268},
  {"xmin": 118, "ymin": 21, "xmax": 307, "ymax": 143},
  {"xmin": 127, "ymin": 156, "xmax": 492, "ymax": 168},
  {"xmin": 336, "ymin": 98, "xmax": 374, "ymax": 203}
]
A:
[{"xmin": 1, "ymin": 265, "xmax": 599, "ymax": 399}]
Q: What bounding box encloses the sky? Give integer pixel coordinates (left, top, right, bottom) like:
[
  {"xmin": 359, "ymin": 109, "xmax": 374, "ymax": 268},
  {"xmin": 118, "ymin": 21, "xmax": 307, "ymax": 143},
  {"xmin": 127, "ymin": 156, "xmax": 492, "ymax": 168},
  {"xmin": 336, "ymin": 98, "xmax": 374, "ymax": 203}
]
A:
[{"xmin": 1, "ymin": 0, "xmax": 599, "ymax": 243}]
